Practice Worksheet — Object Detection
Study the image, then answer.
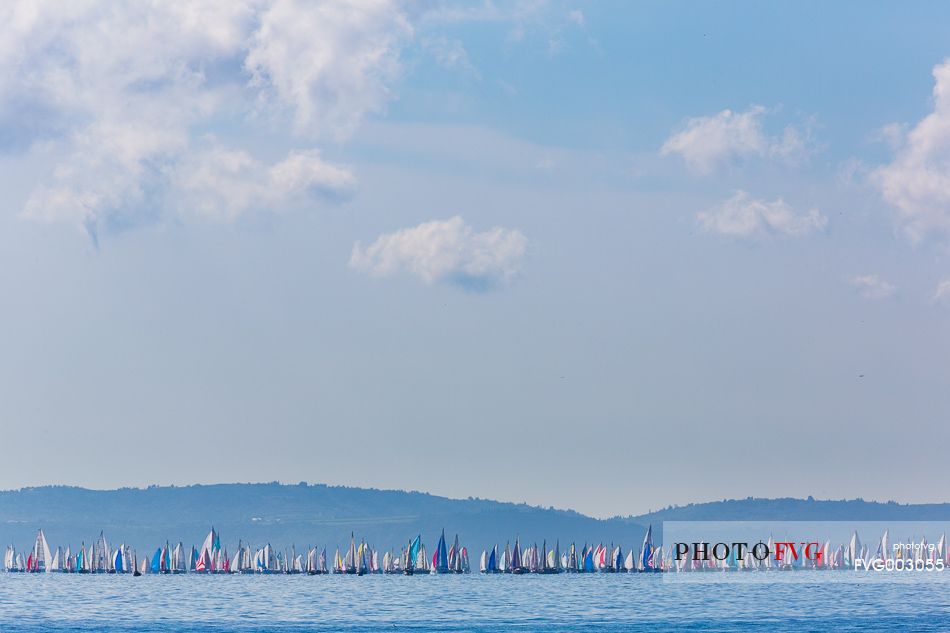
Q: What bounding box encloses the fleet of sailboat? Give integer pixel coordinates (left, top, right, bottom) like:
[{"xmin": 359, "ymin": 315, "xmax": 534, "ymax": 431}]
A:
[{"xmin": 3, "ymin": 527, "xmax": 941, "ymax": 574}]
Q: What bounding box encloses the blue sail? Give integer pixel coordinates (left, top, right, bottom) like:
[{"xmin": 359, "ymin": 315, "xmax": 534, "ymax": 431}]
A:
[
  {"xmin": 436, "ymin": 530, "xmax": 448, "ymax": 570},
  {"xmin": 641, "ymin": 525, "xmax": 654, "ymax": 570},
  {"xmin": 726, "ymin": 545, "xmax": 737, "ymax": 569},
  {"xmin": 487, "ymin": 546, "xmax": 496, "ymax": 571},
  {"xmin": 583, "ymin": 549, "xmax": 594, "ymax": 572},
  {"xmin": 150, "ymin": 548, "xmax": 162, "ymax": 573},
  {"xmin": 409, "ymin": 536, "xmax": 421, "ymax": 564}
]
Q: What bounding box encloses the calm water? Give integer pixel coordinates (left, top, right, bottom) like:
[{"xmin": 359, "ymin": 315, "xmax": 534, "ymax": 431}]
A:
[{"xmin": 1, "ymin": 572, "xmax": 949, "ymax": 632}]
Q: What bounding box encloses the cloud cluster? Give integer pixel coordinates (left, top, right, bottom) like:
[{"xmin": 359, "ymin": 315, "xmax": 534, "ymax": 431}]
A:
[
  {"xmin": 873, "ymin": 60, "xmax": 950, "ymax": 241},
  {"xmin": 0, "ymin": 0, "xmax": 409, "ymax": 237},
  {"xmin": 661, "ymin": 106, "xmax": 809, "ymax": 173},
  {"xmin": 350, "ymin": 216, "xmax": 527, "ymax": 290},
  {"xmin": 698, "ymin": 191, "xmax": 827, "ymax": 238},
  {"xmin": 849, "ymin": 275, "xmax": 897, "ymax": 300}
]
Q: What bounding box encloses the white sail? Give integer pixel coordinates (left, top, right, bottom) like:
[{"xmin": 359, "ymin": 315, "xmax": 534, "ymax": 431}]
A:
[
  {"xmin": 846, "ymin": 531, "xmax": 860, "ymax": 566},
  {"xmin": 50, "ymin": 547, "xmax": 61, "ymax": 572},
  {"xmin": 32, "ymin": 530, "xmax": 52, "ymax": 572},
  {"xmin": 173, "ymin": 543, "xmax": 186, "ymax": 572},
  {"xmin": 624, "ymin": 549, "xmax": 635, "ymax": 571}
]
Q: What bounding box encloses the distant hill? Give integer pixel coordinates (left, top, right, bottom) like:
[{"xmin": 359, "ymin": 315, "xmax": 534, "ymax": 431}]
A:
[
  {"xmin": 9, "ymin": 487, "xmax": 948, "ymax": 558},
  {"xmin": 0, "ymin": 483, "xmax": 645, "ymax": 555},
  {"xmin": 628, "ymin": 496, "xmax": 950, "ymax": 524}
]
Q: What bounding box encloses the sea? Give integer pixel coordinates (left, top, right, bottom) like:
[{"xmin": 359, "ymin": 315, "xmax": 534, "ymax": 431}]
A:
[{"xmin": 0, "ymin": 571, "xmax": 948, "ymax": 632}]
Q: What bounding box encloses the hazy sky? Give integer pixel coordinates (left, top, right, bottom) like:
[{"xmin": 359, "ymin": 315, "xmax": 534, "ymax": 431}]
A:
[{"xmin": 2, "ymin": 0, "xmax": 950, "ymax": 518}]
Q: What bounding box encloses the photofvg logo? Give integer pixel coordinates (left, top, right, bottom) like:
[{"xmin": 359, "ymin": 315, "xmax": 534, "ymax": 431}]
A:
[
  {"xmin": 673, "ymin": 540, "xmax": 825, "ymax": 567},
  {"xmin": 662, "ymin": 521, "xmax": 950, "ymax": 583}
]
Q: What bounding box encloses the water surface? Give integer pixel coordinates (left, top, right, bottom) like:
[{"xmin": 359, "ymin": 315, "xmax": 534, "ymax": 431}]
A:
[{"xmin": 0, "ymin": 572, "xmax": 947, "ymax": 631}]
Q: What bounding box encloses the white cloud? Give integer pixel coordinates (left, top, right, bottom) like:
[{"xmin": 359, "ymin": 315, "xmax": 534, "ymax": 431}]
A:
[
  {"xmin": 849, "ymin": 275, "xmax": 897, "ymax": 300},
  {"xmin": 934, "ymin": 279, "xmax": 950, "ymax": 302},
  {"xmin": 350, "ymin": 216, "xmax": 527, "ymax": 290},
  {"xmin": 661, "ymin": 106, "xmax": 810, "ymax": 173},
  {"xmin": 872, "ymin": 59, "xmax": 950, "ymax": 241},
  {"xmin": 174, "ymin": 147, "xmax": 356, "ymax": 222},
  {"xmin": 0, "ymin": 0, "xmax": 410, "ymax": 238},
  {"xmin": 245, "ymin": 0, "xmax": 412, "ymax": 140},
  {"xmin": 697, "ymin": 191, "xmax": 827, "ymax": 238}
]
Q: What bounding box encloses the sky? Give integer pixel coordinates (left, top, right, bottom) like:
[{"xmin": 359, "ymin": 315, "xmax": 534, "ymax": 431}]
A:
[{"xmin": 1, "ymin": 0, "xmax": 950, "ymax": 518}]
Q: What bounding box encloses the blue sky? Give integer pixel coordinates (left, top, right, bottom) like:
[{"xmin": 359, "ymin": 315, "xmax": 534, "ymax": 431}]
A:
[{"xmin": 1, "ymin": 0, "xmax": 949, "ymax": 517}]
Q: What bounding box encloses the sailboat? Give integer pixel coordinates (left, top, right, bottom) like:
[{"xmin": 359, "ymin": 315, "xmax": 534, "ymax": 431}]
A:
[
  {"xmin": 609, "ymin": 545, "xmax": 623, "ymax": 573},
  {"xmin": 446, "ymin": 533, "xmax": 466, "ymax": 573},
  {"xmin": 75, "ymin": 542, "xmax": 87, "ymax": 573},
  {"xmin": 431, "ymin": 529, "xmax": 449, "ymax": 574},
  {"xmin": 403, "ymin": 538, "xmax": 417, "ymax": 576},
  {"xmin": 563, "ymin": 543, "xmax": 577, "ymax": 573},
  {"xmin": 286, "ymin": 545, "xmax": 302, "ymax": 575},
  {"xmin": 624, "ymin": 548, "xmax": 635, "ymax": 572},
  {"xmin": 28, "ymin": 530, "xmax": 52, "ymax": 573},
  {"xmin": 845, "ymin": 530, "xmax": 861, "ymax": 568},
  {"xmin": 48, "ymin": 546, "xmax": 63, "ymax": 573},
  {"xmin": 405, "ymin": 534, "xmax": 430, "ymax": 575},
  {"xmin": 170, "ymin": 542, "xmax": 187, "ymax": 574},
  {"xmin": 876, "ymin": 530, "xmax": 889, "ymax": 565},
  {"xmin": 495, "ymin": 542, "xmax": 508, "ymax": 573},
  {"xmin": 509, "ymin": 538, "xmax": 525, "ymax": 574},
  {"xmin": 551, "ymin": 541, "xmax": 562, "ymax": 574},
  {"xmin": 342, "ymin": 533, "xmax": 358, "ymax": 575},
  {"xmin": 111, "ymin": 544, "xmax": 125, "ymax": 574},
  {"xmin": 95, "ymin": 532, "xmax": 111, "ymax": 573},
  {"xmin": 356, "ymin": 540, "xmax": 370, "ymax": 576},
  {"xmin": 255, "ymin": 543, "xmax": 278, "ymax": 574},
  {"xmin": 4, "ymin": 545, "xmax": 17, "ymax": 572},
  {"xmin": 194, "ymin": 528, "xmax": 220, "ymax": 573},
  {"xmin": 582, "ymin": 545, "xmax": 595, "ymax": 572},
  {"xmin": 639, "ymin": 526, "xmax": 657, "ymax": 572},
  {"xmin": 416, "ymin": 539, "xmax": 429, "ymax": 573},
  {"xmin": 593, "ymin": 544, "xmax": 607, "ymax": 572},
  {"xmin": 306, "ymin": 547, "xmax": 325, "ymax": 575},
  {"xmin": 482, "ymin": 544, "xmax": 499, "ymax": 573}
]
